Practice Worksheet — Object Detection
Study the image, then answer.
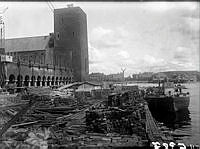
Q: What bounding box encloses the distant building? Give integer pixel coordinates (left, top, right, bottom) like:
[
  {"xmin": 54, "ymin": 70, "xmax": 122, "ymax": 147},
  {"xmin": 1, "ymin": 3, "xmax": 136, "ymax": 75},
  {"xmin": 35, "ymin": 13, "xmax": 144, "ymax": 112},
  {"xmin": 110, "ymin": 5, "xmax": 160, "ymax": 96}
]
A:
[
  {"xmin": 152, "ymin": 72, "xmax": 168, "ymax": 82},
  {"xmin": 189, "ymin": 75, "xmax": 197, "ymax": 82},
  {"xmin": 89, "ymin": 73, "xmax": 105, "ymax": 81},
  {"xmin": 0, "ymin": 6, "xmax": 89, "ymax": 87},
  {"xmin": 132, "ymin": 72, "xmax": 154, "ymax": 81},
  {"xmin": 89, "ymin": 72, "xmax": 124, "ymax": 82},
  {"xmin": 76, "ymin": 82, "xmax": 102, "ymax": 92},
  {"xmin": 107, "ymin": 72, "xmax": 124, "ymax": 81}
]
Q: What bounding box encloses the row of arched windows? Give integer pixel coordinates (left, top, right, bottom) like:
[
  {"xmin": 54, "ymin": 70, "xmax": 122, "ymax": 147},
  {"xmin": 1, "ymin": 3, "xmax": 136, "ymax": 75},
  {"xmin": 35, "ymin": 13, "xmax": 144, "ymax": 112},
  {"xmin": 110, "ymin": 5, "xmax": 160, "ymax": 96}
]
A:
[{"xmin": 8, "ymin": 74, "xmax": 72, "ymax": 87}]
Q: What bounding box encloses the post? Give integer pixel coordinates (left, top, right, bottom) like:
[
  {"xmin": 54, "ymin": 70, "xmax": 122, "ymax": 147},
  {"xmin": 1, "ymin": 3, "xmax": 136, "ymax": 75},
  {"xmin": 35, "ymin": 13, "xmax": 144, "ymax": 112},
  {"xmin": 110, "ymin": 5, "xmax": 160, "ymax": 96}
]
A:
[{"xmin": 34, "ymin": 79, "xmax": 37, "ymax": 87}]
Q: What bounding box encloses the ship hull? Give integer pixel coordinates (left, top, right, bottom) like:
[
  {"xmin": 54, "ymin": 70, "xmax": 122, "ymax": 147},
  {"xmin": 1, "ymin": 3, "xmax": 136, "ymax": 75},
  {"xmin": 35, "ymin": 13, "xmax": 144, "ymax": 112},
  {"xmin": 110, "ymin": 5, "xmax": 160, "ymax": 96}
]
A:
[
  {"xmin": 173, "ymin": 96, "xmax": 190, "ymax": 111},
  {"xmin": 144, "ymin": 95, "xmax": 190, "ymax": 112}
]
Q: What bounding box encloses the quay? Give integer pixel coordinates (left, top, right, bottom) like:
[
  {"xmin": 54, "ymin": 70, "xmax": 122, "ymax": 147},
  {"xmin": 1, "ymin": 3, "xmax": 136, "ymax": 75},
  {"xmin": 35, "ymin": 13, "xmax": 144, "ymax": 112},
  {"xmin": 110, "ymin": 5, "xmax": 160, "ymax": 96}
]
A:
[{"xmin": 0, "ymin": 83, "xmax": 174, "ymax": 148}]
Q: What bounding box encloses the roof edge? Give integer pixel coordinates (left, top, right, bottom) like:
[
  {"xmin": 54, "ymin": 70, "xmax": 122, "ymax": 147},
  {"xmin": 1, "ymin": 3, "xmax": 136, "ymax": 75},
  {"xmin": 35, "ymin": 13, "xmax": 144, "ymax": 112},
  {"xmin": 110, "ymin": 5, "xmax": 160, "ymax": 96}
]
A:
[{"xmin": 5, "ymin": 35, "xmax": 49, "ymax": 40}]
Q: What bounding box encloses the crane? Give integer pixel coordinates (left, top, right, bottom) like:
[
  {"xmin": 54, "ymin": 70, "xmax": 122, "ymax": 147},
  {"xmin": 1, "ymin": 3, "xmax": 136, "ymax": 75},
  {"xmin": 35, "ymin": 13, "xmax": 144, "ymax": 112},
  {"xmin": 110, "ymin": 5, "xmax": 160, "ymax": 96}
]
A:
[
  {"xmin": 0, "ymin": 6, "xmax": 8, "ymax": 52},
  {"xmin": 121, "ymin": 68, "xmax": 126, "ymax": 82},
  {"xmin": 46, "ymin": 0, "xmax": 55, "ymax": 13},
  {"xmin": 0, "ymin": 6, "xmax": 8, "ymax": 87},
  {"xmin": 0, "ymin": 6, "xmax": 8, "ymax": 14}
]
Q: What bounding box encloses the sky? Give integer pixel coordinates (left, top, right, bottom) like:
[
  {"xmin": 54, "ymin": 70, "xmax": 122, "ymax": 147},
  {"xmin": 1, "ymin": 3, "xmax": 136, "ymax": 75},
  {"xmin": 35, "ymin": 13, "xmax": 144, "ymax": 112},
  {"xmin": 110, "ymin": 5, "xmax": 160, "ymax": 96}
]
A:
[{"xmin": 0, "ymin": 2, "xmax": 199, "ymax": 76}]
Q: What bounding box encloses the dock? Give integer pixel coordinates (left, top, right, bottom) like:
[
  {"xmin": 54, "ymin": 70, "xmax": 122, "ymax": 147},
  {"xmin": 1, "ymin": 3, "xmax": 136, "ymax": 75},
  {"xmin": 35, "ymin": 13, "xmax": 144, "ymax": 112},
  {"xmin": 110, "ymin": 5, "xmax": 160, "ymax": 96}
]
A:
[{"xmin": 0, "ymin": 86, "xmax": 174, "ymax": 148}]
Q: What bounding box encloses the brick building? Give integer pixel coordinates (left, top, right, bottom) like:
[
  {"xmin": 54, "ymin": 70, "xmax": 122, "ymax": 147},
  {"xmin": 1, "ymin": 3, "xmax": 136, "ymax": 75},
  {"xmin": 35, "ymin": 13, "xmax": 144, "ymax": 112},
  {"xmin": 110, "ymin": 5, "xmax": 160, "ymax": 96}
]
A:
[{"xmin": 0, "ymin": 6, "xmax": 89, "ymax": 87}]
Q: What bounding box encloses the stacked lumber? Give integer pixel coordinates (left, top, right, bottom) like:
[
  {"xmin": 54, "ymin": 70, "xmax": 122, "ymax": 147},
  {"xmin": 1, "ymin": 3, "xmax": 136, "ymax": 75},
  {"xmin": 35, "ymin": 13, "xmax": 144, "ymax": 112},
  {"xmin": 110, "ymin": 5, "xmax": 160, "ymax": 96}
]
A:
[
  {"xmin": 86, "ymin": 91, "xmax": 148, "ymax": 144},
  {"xmin": 0, "ymin": 86, "xmax": 174, "ymax": 148}
]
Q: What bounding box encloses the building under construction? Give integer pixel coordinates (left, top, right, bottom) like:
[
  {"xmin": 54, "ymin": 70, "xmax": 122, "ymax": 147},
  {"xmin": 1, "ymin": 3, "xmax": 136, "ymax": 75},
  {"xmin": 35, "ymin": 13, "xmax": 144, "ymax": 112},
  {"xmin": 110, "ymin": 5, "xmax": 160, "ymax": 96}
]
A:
[{"xmin": 0, "ymin": 6, "xmax": 89, "ymax": 87}]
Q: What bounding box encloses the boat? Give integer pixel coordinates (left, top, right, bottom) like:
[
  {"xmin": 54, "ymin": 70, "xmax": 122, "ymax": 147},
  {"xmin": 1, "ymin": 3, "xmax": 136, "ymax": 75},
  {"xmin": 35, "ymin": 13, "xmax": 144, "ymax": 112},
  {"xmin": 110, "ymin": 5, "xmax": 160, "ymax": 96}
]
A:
[{"xmin": 144, "ymin": 81, "xmax": 190, "ymax": 112}]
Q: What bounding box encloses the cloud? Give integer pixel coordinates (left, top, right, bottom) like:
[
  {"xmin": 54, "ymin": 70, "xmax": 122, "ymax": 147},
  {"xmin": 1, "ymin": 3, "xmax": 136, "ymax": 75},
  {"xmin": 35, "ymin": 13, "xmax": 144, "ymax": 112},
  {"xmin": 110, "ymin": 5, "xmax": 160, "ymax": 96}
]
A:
[
  {"xmin": 90, "ymin": 26, "xmax": 128, "ymax": 49},
  {"xmin": 169, "ymin": 46, "xmax": 199, "ymax": 71},
  {"xmin": 88, "ymin": 42, "xmax": 106, "ymax": 64},
  {"xmin": 89, "ymin": 26, "xmax": 134, "ymax": 75},
  {"xmin": 117, "ymin": 51, "xmax": 130, "ymax": 59},
  {"xmin": 185, "ymin": 17, "xmax": 199, "ymax": 32},
  {"xmin": 173, "ymin": 46, "xmax": 192, "ymax": 63},
  {"xmin": 141, "ymin": 2, "xmax": 198, "ymax": 12},
  {"xmin": 142, "ymin": 55, "xmax": 165, "ymax": 65},
  {"xmin": 169, "ymin": 17, "xmax": 199, "ymax": 39}
]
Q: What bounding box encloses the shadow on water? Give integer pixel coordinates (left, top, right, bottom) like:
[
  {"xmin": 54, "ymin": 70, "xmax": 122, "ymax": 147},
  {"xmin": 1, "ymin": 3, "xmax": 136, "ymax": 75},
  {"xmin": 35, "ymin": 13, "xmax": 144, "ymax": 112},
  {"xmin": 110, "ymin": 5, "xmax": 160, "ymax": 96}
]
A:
[
  {"xmin": 150, "ymin": 108, "xmax": 192, "ymax": 141},
  {"xmin": 150, "ymin": 108, "xmax": 191, "ymax": 130}
]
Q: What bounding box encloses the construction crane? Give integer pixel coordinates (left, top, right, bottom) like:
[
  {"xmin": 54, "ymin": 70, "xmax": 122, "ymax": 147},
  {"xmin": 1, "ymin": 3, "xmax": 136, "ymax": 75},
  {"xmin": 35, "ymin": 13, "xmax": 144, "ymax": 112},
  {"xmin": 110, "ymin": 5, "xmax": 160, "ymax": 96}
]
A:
[
  {"xmin": 121, "ymin": 68, "xmax": 126, "ymax": 82},
  {"xmin": 0, "ymin": 6, "xmax": 8, "ymax": 53},
  {"xmin": 46, "ymin": 0, "xmax": 55, "ymax": 13},
  {"xmin": 0, "ymin": 6, "xmax": 8, "ymax": 14},
  {"xmin": 0, "ymin": 6, "xmax": 8, "ymax": 88}
]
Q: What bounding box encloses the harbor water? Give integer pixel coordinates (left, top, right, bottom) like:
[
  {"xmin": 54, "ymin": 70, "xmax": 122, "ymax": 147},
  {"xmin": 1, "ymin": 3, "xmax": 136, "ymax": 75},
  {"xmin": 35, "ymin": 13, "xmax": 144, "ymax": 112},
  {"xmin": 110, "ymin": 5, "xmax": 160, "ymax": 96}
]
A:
[
  {"xmin": 128, "ymin": 82, "xmax": 200, "ymax": 145},
  {"xmin": 176, "ymin": 83, "xmax": 200, "ymax": 145}
]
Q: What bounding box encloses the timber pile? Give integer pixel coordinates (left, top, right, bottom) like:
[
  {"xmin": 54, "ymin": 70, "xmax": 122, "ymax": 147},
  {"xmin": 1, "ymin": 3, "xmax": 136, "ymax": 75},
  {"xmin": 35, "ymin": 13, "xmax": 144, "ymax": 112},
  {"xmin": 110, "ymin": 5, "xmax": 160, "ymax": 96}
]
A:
[
  {"xmin": 0, "ymin": 87, "xmax": 174, "ymax": 148},
  {"xmin": 121, "ymin": 85, "xmax": 139, "ymax": 91},
  {"xmin": 85, "ymin": 90, "xmax": 174, "ymax": 147},
  {"xmin": 0, "ymin": 88, "xmax": 106, "ymax": 148},
  {"xmin": 0, "ymin": 94, "xmax": 30, "ymax": 131},
  {"xmin": 85, "ymin": 91, "xmax": 149, "ymax": 146},
  {"xmin": 91, "ymin": 89, "xmax": 111, "ymax": 99}
]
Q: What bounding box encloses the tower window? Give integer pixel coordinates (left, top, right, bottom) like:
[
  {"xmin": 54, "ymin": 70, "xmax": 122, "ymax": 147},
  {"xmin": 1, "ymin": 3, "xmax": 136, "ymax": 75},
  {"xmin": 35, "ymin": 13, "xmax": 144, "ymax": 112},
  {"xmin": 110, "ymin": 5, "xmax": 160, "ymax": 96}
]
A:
[
  {"xmin": 56, "ymin": 32, "xmax": 60, "ymax": 40},
  {"xmin": 73, "ymin": 32, "xmax": 75, "ymax": 37}
]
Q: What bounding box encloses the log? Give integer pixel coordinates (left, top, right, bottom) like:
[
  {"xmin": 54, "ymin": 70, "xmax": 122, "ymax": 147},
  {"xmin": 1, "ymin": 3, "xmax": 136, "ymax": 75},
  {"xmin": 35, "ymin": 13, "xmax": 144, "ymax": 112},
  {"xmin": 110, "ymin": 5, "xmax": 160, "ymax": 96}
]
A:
[
  {"xmin": 35, "ymin": 106, "xmax": 75, "ymax": 111},
  {"xmin": 0, "ymin": 103, "xmax": 28, "ymax": 111},
  {"xmin": 0, "ymin": 100, "xmax": 36, "ymax": 138},
  {"xmin": 11, "ymin": 121, "xmax": 39, "ymax": 128}
]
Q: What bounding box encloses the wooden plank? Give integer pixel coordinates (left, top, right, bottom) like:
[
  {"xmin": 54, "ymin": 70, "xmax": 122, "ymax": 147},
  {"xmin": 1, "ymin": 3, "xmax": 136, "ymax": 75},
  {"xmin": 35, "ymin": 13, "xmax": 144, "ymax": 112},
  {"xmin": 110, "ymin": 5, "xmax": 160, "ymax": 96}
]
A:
[
  {"xmin": 145, "ymin": 105, "xmax": 163, "ymax": 142},
  {"xmin": 11, "ymin": 121, "xmax": 39, "ymax": 128},
  {"xmin": 0, "ymin": 103, "xmax": 28, "ymax": 111},
  {"xmin": 0, "ymin": 100, "xmax": 36, "ymax": 138}
]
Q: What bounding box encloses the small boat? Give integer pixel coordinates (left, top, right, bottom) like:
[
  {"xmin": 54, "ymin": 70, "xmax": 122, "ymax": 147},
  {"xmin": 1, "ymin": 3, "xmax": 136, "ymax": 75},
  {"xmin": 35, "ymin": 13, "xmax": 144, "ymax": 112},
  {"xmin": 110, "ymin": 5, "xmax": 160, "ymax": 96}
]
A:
[{"xmin": 144, "ymin": 82, "xmax": 190, "ymax": 112}]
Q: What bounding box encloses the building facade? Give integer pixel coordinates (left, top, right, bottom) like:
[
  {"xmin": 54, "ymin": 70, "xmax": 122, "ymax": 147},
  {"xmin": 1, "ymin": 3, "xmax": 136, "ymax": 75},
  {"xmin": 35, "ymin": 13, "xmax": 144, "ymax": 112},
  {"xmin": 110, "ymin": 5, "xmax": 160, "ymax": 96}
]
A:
[
  {"xmin": 54, "ymin": 7, "xmax": 89, "ymax": 82},
  {"xmin": 0, "ymin": 6, "xmax": 89, "ymax": 87}
]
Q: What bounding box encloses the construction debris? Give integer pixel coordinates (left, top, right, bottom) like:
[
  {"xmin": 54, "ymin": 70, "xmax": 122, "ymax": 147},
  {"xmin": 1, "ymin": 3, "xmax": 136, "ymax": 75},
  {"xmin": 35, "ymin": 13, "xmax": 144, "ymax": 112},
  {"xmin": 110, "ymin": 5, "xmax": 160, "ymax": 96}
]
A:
[{"xmin": 0, "ymin": 86, "xmax": 174, "ymax": 148}]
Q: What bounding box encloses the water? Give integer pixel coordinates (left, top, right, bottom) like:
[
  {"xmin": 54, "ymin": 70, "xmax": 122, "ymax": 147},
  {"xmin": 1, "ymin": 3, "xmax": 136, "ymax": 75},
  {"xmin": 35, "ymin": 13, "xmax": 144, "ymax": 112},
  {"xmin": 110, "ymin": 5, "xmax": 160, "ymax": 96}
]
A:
[
  {"xmin": 176, "ymin": 83, "xmax": 200, "ymax": 145},
  {"xmin": 128, "ymin": 82, "xmax": 200, "ymax": 145}
]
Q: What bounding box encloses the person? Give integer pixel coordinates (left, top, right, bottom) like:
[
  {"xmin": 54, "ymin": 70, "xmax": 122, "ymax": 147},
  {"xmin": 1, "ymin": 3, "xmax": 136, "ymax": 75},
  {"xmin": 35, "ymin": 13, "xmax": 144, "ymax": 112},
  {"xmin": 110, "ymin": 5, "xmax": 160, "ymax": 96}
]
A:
[
  {"xmin": 168, "ymin": 91, "xmax": 171, "ymax": 96},
  {"xmin": 175, "ymin": 87, "xmax": 178, "ymax": 92},
  {"xmin": 179, "ymin": 87, "xmax": 182, "ymax": 93}
]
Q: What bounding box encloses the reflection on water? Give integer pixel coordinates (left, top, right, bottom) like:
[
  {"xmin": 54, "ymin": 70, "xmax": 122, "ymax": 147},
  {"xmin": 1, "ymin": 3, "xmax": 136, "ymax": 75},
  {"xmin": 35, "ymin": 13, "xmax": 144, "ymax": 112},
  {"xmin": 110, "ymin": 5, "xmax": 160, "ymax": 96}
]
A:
[{"xmin": 151, "ymin": 109, "xmax": 191, "ymax": 130}]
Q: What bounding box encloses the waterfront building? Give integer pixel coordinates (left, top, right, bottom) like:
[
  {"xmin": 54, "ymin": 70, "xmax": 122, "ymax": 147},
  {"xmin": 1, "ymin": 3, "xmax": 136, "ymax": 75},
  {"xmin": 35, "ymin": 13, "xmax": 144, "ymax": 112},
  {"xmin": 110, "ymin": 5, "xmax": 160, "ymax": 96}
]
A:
[
  {"xmin": 0, "ymin": 6, "xmax": 89, "ymax": 87},
  {"xmin": 106, "ymin": 72, "xmax": 124, "ymax": 81},
  {"xmin": 132, "ymin": 72, "xmax": 154, "ymax": 81},
  {"xmin": 152, "ymin": 72, "xmax": 168, "ymax": 82},
  {"xmin": 89, "ymin": 73, "xmax": 106, "ymax": 82}
]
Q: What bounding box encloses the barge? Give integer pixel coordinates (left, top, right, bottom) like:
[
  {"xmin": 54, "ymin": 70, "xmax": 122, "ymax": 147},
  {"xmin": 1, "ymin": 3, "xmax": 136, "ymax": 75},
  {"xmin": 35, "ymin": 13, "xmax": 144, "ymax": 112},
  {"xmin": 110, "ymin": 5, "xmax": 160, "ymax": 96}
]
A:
[
  {"xmin": 145, "ymin": 94, "xmax": 190, "ymax": 112},
  {"xmin": 144, "ymin": 82, "xmax": 190, "ymax": 112}
]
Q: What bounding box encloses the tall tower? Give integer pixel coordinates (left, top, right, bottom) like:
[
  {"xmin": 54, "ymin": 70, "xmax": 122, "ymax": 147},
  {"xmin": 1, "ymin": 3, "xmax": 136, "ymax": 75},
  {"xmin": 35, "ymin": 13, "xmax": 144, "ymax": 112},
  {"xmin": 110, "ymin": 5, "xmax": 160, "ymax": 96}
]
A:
[{"xmin": 54, "ymin": 6, "xmax": 89, "ymax": 82}]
